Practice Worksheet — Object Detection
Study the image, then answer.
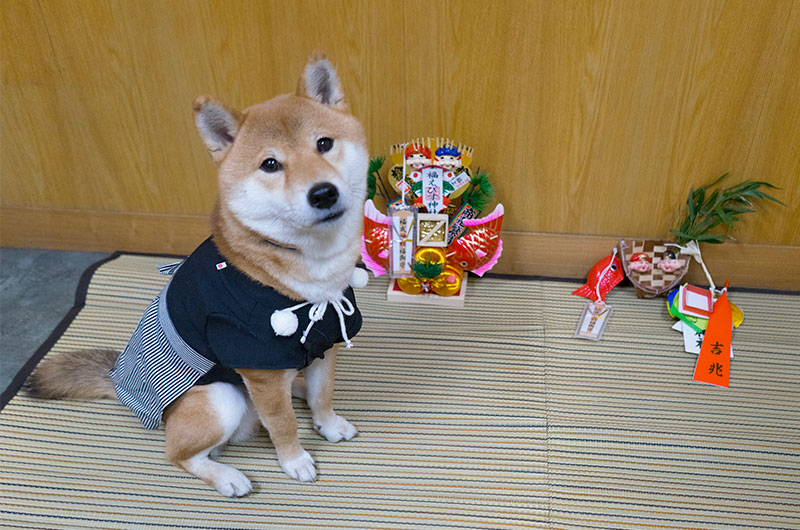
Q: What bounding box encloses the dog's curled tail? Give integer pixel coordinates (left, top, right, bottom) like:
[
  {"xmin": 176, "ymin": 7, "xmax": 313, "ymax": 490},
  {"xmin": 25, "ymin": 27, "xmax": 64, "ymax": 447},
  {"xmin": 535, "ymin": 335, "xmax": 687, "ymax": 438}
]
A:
[{"xmin": 31, "ymin": 349, "xmax": 119, "ymax": 400}]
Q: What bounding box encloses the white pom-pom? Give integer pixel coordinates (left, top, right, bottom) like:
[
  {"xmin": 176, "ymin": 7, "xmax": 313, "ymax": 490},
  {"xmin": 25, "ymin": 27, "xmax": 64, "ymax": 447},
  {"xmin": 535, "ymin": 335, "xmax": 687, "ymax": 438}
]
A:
[
  {"xmin": 350, "ymin": 267, "xmax": 369, "ymax": 288},
  {"xmin": 270, "ymin": 309, "xmax": 298, "ymax": 336}
]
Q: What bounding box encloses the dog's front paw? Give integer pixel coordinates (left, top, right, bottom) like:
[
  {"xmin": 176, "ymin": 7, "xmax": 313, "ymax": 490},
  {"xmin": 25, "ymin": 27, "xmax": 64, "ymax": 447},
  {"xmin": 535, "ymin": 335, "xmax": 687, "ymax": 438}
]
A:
[
  {"xmin": 212, "ymin": 466, "xmax": 252, "ymax": 497},
  {"xmin": 315, "ymin": 415, "xmax": 358, "ymax": 442},
  {"xmin": 280, "ymin": 449, "xmax": 316, "ymax": 482}
]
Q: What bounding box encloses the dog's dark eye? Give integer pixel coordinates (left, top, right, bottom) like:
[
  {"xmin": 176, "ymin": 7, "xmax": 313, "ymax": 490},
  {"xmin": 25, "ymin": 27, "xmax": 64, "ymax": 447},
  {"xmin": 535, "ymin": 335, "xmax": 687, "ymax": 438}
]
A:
[
  {"xmin": 260, "ymin": 158, "xmax": 282, "ymax": 173},
  {"xmin": 317, "ymin": 137, "xmax": 334, "ymax": 153}
]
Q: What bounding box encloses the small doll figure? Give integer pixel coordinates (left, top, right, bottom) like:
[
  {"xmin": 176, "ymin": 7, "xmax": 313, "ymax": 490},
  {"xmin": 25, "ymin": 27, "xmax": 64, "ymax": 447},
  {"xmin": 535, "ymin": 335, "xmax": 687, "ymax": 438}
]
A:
[
  {"xmin": 628, "ymin": 252, "xmax": 652, "ymax": 273},
  {"xmin": 402, "ymin": 144, "xmax": 432, "ymax": 197},
  {"xmin": 406, "ymin": 144, "xmax": 431, "ymax": 170},
  {"xmin": 658, "ymin": 249, "xmax": 682, "ymax": 273},
  {"xmin": 434, "ymin": 145, "xmax": 462, "ymax": 171}
]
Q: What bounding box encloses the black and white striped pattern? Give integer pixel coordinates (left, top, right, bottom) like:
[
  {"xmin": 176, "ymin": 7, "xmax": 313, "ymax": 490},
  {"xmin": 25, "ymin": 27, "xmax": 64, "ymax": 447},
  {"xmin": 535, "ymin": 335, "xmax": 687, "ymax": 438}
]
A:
[
  {"xmin": 156, "ymin": 261, "xmax": 184, "ymax": 275},
  {"xmin": 109, "ymin": 281, "xmax": 215, "ymax": 429}
]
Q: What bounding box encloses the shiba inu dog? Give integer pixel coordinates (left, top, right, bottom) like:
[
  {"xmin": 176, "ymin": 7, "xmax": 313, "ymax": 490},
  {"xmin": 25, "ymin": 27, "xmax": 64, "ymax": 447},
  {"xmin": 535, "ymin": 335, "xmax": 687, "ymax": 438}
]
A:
[{"xmin": 32, "ymin": 52, "xmax": 369, "ymax": 497}]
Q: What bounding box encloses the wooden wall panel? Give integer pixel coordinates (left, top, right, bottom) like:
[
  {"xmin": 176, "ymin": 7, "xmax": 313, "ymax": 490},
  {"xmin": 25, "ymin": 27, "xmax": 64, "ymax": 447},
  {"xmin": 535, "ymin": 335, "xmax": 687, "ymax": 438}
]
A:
[
  {"xmin": 2, "ymin": 0, "xmax": 799, "ymax": 247},
  {"xmin": 4, "ymin": 206, "xmax": 798, "ymax": 290}
]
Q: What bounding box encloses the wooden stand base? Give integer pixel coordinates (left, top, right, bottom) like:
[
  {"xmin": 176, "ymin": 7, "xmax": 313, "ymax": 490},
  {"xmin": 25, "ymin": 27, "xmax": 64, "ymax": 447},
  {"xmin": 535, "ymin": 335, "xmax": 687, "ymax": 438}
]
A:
[{"xmin": 386, "ymin": 275, "xmax": 468, "ymax": 308}]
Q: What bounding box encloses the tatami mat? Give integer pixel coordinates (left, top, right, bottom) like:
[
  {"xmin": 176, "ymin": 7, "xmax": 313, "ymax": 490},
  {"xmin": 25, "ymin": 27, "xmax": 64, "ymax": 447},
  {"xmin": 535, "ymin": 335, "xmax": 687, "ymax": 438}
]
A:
[{"xmin": 1, "ymin": 253, "xmax": 798, "ymax": 528}]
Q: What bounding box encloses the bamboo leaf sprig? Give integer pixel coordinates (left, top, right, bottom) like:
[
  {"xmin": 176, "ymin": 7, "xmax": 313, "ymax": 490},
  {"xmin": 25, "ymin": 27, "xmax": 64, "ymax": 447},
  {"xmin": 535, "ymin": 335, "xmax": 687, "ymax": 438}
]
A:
[{"xmin": 670, "ymin": 173, "xmax": 784, "ymax": 246}]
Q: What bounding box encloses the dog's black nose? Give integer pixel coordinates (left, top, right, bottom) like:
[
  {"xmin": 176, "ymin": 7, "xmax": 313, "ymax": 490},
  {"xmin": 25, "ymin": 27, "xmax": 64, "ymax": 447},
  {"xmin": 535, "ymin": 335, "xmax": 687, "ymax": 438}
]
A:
[{"xmin": 308, "ymin": 182, "xmax": 339, "ymax": 209}]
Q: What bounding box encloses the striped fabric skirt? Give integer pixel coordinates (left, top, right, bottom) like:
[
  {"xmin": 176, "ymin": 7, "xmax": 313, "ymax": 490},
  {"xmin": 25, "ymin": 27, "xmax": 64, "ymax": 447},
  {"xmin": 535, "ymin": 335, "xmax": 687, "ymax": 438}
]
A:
[{"xmin": 109, "ymin": 281, "xmax": 215, "ymax": 429}]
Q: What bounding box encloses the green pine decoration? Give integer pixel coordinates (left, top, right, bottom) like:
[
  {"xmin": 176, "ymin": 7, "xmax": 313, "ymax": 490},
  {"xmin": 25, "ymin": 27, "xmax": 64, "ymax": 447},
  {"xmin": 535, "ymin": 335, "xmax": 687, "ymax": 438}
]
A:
[
  {"xmin": 461, "ymin": 169, "xmax": 495, "ymax": 211},
  {"xmin": 366, "ymin": 156, "xmax": 385, "ymax": 200},
  {"xmin": 670, "ymin": 173, "xmax": 783, "ymax": 245},
  {"xmin": 413, "ymin": 260, "xmax": 444, "ymax": 279}
]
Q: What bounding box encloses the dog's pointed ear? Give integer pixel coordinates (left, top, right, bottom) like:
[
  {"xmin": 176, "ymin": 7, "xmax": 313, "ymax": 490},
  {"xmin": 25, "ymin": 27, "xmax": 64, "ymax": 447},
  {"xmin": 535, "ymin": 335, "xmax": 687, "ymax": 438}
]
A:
[
  {"xmin": 193, "ymin": 96, "xmax": 242, "ymax": 163},
  {"xmin": 297, "ymin": 51, "xmax": 346, "ymax": 110}
]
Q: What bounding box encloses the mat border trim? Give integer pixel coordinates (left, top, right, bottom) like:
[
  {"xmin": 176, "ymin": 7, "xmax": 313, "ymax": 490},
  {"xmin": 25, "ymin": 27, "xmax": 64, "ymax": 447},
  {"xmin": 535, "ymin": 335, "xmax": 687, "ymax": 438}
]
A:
[{"xmin": 0, "ymin": 251, "xmax": 185, "ymax": 411}]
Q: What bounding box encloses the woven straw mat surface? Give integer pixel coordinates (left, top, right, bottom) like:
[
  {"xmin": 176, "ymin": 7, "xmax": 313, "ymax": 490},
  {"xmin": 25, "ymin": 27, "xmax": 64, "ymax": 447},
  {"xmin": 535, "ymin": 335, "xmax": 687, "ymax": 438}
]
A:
[{"xmin": 1, "ymin": 253, "xmax": 798, "ymax": 529}]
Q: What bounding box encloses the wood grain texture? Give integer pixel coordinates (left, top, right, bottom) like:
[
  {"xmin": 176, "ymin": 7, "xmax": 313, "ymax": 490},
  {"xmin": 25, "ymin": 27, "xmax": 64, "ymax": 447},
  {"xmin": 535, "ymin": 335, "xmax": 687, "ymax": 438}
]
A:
[
  {"xmin": 1, "ymin": 0, "xmax": 798, "ymax": 245},
  {"xmin": 2, "ymin": 206, "xmax": 798, "ymax": 290}
]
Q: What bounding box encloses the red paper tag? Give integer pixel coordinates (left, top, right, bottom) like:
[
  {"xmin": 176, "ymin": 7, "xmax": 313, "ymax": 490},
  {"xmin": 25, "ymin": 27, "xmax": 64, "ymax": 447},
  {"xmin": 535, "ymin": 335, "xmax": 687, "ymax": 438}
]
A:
[
  {"xmin": 692, "ymin": 283, "xmax": 732, "ymax": 387},
  {"xmin": 680, "ymin": 284, "xmax": 714, "ymax": 318}
]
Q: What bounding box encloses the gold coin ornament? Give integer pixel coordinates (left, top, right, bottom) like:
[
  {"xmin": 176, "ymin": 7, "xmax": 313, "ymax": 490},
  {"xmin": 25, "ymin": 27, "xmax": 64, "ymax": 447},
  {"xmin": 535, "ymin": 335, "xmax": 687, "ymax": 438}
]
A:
[
  {"xmin": 396, "ymin": 248, "xmax": 464, "ymax": 297},
  {"xmin": 415, "ymin": 247, "xmax": 446, "ymax": 266},
  {"xmin": 362, "ymin": 137, "xmax": 505, "ymax": 302},
  {"xmin": 395, "ymin": 276, "xmax": 424, "ymax": 295},
  {"xmin": 431, "ymin": 264, "xmax": 464, "ymax": 297}
]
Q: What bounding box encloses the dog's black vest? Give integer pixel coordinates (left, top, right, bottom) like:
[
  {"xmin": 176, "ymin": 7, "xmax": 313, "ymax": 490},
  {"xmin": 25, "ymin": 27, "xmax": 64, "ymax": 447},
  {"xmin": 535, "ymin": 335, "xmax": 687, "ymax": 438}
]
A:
[{"xmin": 109, "ymin": 237, "xmax": 362, "ymax": 428}]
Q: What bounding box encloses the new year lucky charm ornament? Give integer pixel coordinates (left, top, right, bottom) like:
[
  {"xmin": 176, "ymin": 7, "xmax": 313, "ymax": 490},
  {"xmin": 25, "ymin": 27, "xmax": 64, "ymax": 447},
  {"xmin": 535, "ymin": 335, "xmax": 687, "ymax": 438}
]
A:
[
  {"xmin": 692, "ymin": 282, "xmax": 733, "ymax": 388},
  {"xmin": 572, "ymin": 248, "xmax": 624, "ymax": 340},
  {"xmin": 575, "ymin": 301, "xmax": 614, "ymax": 341},
  {"xmin": 360, "ymin": 137, "xmax": 505, "ymax": 307}
]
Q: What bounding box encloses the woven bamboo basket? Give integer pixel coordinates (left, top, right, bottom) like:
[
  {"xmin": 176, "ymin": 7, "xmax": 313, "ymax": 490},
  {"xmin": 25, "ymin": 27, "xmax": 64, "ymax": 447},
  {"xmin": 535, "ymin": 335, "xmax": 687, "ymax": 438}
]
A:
[{"xmin": 619, "ymin": 239, "xmax": 689, "ymax": 298}]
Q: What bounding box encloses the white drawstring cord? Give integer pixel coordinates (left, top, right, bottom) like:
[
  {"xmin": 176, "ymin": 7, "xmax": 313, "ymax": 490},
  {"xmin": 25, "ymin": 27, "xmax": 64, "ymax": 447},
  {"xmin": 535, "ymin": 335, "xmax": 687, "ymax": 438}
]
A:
[
  {"xmin": 666, "ymin": 240, "xmax": 717, "ymax": 294},
  {"xmin": 274, "ymin": 296, "xmax": 356, "ymax": 349},
  {"xmin": 595, "ymin": 247, "xmax": 618, "ymax": 304},
  {"xmin": 329, "ymin": 297, "xmax": 355, "ymax": 349}
]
